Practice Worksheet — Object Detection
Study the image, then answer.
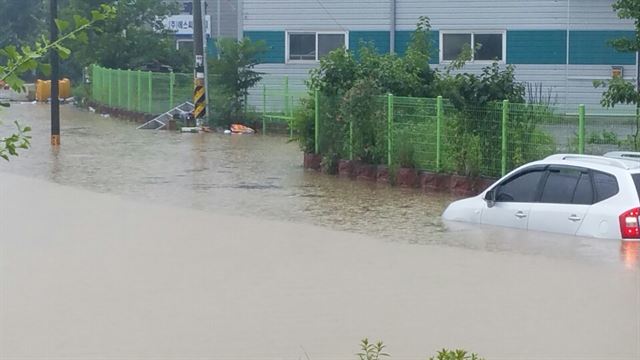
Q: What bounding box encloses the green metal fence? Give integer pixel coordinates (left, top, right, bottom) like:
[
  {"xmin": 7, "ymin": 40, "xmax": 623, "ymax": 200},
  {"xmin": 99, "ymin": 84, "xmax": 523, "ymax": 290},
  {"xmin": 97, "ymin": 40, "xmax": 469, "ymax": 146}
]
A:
[
  {"xmin": 90, "ymin": 65, "xmax": 304, "ymax": 133},
  {"xmin": 313, "ymin": 92, "xmax": 638, "ymax": 178},
  {"xmin": 91, "ymin": 65, "xmax": 192, "ymax": 114}
]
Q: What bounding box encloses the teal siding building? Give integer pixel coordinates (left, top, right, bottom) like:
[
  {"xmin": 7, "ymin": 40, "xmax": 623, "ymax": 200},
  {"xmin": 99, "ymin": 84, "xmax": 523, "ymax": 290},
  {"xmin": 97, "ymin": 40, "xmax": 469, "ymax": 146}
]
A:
[{"xmin": 237, "ymin": 0, "xmax": 637, "ymax": 112}]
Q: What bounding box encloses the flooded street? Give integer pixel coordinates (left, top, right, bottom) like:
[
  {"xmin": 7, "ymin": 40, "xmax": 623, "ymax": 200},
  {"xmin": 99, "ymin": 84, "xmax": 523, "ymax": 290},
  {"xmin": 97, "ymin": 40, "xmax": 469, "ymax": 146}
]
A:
[
  {"xmin": 1, "ymin": 103, "xmax": 640, "ymax": 359},
  {"xmin": 1, "ymin": 103, "xmax": 449, "ymax": 241}
]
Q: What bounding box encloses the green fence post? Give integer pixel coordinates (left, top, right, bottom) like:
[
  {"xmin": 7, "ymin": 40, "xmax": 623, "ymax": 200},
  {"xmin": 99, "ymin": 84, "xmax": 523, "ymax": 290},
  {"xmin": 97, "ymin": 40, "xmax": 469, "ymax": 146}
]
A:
[
  {"xmin": 108, "ymin": 69, "xmax": 113, "ymax": 107},
  {"xmin": 117, "ymin": 69, "xmax": 122, "ymax": 108},
  {"xmin": 387, "ymin": 93, "xmax": 393, "ymax": 168},
  {"xmin": 169, "ymin": 71, "xmax": 175, "ymax": 109},
  {"xmin": 92, "ymin": 66, "xmax": 97, "ymax": 102},
  {"xmin": 99, "ymin": 66, "xmax": 104, "ymax": 103},
  {"xmin": 127, "ymin": 69, "xmax": 132, "ymax": 110},
  {"xmin": 137, "ymin": 70, "xmax": 142, "ymax": 112},
  {"xmin": 578, "ymin": 104, "xmax": 585, "ymax": 154},
  {"xmin": 502, "ymin": 99, "xmax": 509, "ymax": 177},
  {"xmin": 262, "ymin": 84, "xmax": 267, "ymax": 135},
  {"xmin": 90, "ymin": 65, "xmax": 96, "ymax": 102},
  {"xmin": 314, "ymin": 89, "xmax": 319, "ymax": 154},
  {"xmin": 436, "ymin": 95, "xmax": 443, "ymax": 172},
  {"xmin": 147, "ymin": 71, "xmax": 152, "ymax": 114}
]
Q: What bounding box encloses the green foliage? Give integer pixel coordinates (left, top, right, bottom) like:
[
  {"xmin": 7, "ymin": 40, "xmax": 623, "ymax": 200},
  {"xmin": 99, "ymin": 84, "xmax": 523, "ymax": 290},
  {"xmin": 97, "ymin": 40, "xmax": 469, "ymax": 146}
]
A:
[
  {"xmin": 353, "ymin": 340, "xmax": 484, "ymax": 360},
  {"xmin": 588, "ymin": 130, "xmax": 621, "ymax": 145},
  {"xmin": 59, "ymin": 0, "xmax": 188, "ymax": 79},
  {"xmin": 304, "ymin": 18, "xmax": 437, "ymax": 163},
  {"xmin": 0, "ymin": 3, "xmax": 114, "ymax": 161},
  {"xmin": 0, "ymin": 4, "xmax": 116, "ymax": 92},
  {"xmin": 429, "ymin": 349, "xmax": 485, "ymax": 360},
  {"xmin": 0, "ymin": 0, "xmax": 46, "ymax": 49},
  {"xmin": 308, "ymin": 48, "xmax": 359, "ymax": 96},
  {"xmin": 341, "ymin": 78, "xmax": 385, "ymax": 163},
  {"xmin": 357, "ymin": 339, "xmax": 389, "ymax": 360},
  {"xmin": 610, "ymin": 0, "xmax": 640, "ymax": 52},
  {"xmin": 321, "ymin": 151, "xmax": 340, "ymax": 174},
  {"xmin": 440, "ymin": 63, "xmax": 529, "ymax": 176},
  {"xmin": 0, "ymin": 122, "xmax": 31, "ymax": 161},
  {"xmin": 396, "ymin": 138, "xmax": 417, "ymax": 168},
  {"xmin": 591, "ymin": 1, "xmax": 640, "ymax": 151},
  {"xmin": 291, "ymin": 97, "xmax": 316, "ymax": 153},
  {"xmin": 507, "ymin": 104, "xmax": 558, "ymax": 169},
  {"xmin": 299, "ymin": 17, "xmax": 556, "ymax": 177},
  {"xmin": 209, "ymin": 38, "xmax": 267, "ymax": 126},
  {"xmin": 594, "ymin": 72, "xmax": 640, "ymax": 151},
  {"xmin": 308, "ymin": 16, "xmax": 436, "ymax": 98},
  {"xmin": 439, "ymin": 62, "xmax": 525, "ymax": 110}
]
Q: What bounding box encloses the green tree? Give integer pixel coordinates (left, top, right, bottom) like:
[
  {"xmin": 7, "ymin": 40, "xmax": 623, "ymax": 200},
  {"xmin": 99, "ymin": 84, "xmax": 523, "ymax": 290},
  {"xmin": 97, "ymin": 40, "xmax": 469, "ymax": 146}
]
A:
[
  {"xmin": 0, "ymin": 0, "xmax": 46, "ymax": 49},
  {"xmin": 209, "ymin": 37, "xmax": 267, "ymax": 126},
  {"xmin": 58, "ymin": 0, "xmax": 190, "ymax": 78},
  {"xmin": 0, "ymin": 4, "xmax": 115, "ymax": 161},
  {"xmin": 594, "ymin": 0, "xmax": 640, "ymax": 150}
]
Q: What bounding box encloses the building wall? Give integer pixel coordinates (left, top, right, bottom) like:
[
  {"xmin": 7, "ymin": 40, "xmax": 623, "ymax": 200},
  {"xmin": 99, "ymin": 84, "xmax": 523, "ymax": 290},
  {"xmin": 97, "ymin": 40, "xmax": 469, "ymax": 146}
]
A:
[
  {"xmin": 243, "ymin": 0, "xmax": 390, "ymax": 31},
  {"xmin": 207, "ymin": 0, "xmax": 239, "ymax": 39},
  {"xmin": 242, "ymin": 0, "xmax": 637, "ymax": 113}
]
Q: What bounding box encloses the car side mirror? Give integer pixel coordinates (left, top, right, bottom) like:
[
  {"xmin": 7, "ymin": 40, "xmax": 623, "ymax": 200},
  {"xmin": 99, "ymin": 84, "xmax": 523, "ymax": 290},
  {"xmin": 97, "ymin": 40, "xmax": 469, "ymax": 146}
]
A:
[{"xmin": 484, "ymin": 189, "xmax": 496, "ymax": 208}]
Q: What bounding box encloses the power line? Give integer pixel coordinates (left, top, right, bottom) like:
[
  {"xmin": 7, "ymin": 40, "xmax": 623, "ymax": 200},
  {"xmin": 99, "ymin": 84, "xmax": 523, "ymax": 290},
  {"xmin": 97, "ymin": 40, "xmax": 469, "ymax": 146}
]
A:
[{"xmin": 313, "ymin": 0, "xmax": 345, "ymax": 30}]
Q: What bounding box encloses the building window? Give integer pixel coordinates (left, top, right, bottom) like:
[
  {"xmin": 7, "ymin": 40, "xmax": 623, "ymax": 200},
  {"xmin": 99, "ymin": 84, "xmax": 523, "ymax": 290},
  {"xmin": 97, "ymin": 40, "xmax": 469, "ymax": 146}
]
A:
[
  {"xmin": 441, "ymin": 32, "xmax": 505, "ymax": 63},
  {"xmin": 287, "ymin": 32, "xmax": 348, "ymax": 62}
]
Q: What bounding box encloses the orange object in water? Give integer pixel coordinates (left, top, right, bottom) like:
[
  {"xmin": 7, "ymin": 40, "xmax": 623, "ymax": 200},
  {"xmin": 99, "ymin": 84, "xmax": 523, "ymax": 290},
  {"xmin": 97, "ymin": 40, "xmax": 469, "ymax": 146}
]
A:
[
  {"xmin": 230, "ymin": 124, "xmax": 255, "ymax": 134},
  {"xmin": 35, "ymin": 78, "xmax": 72, "ymax": 102}
]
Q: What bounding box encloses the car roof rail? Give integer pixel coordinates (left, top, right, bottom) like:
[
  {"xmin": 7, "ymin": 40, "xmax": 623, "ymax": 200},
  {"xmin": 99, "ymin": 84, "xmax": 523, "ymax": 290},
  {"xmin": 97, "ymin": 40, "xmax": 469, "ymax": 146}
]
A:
[
  {"xmin": 544, "ymin": 153, "xmax": 638, "ymax": 169},
  {"xmin": 604, "ymin": 151, "xmax": 640, "ymax": 160}
]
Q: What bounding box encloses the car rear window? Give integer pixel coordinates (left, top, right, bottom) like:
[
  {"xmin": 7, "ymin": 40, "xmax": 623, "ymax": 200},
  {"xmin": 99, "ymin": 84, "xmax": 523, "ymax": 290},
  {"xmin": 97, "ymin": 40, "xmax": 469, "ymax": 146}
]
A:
[
  {"xmin": 632, "ymin": 174, "xmax": 640, "ymax": 200},
  {"xmin": 593, "ymin": 171, "xmax": 619, "ymax": 202}
]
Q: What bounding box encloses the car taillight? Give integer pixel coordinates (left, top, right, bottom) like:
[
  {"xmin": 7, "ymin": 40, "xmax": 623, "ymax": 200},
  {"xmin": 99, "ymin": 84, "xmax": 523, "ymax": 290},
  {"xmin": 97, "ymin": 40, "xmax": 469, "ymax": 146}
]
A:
[{"xmin": 619, "ymin": 208, "xmax": 640, "ymax": 239}]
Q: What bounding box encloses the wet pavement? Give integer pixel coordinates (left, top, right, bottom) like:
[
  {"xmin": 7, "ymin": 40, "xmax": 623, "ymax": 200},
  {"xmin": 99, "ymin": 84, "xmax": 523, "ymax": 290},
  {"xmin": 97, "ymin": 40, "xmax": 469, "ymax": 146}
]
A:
[{"xmin": 1, "ymin": 103, "xmax": 639, "ymax": 359}]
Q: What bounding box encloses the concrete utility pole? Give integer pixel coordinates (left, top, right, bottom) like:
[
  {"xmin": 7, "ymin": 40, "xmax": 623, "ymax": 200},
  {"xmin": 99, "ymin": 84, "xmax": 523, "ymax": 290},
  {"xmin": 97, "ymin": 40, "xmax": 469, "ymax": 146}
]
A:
[
  {"xmin": 192, "ymin": 0, "xmax": 207, "ymax": 126},
  {"xmin": 202, "ymin": 0, "xmax": 210, "ymax": 122},
  {"xmin": 50, "ymin": 0, "xmax": 60, "ymax": 145}
]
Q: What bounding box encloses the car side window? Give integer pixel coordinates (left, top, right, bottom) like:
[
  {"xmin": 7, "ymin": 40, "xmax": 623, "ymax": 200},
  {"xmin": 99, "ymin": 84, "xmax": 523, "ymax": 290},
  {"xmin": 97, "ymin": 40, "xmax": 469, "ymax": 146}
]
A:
[
  {"xmin": 572, "ymin": 172, "xmax": 594, "ymax": 205},
  {"xmin": 495, "ymin": 169, "xmax": 545, "ymax": 203},
  {"xmin": 593, "ymin": 171, "xmax": 619, "ymax": 202},
  {"xmin": 540, "ymin": 167, "xmax": 584, "ymax": 204}
]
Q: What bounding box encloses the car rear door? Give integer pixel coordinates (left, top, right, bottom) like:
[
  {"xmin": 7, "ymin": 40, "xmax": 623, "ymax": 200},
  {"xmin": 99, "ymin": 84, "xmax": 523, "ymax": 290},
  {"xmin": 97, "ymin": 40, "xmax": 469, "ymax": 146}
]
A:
[
  {"xmin": 527, "ymin": 166, "xmax": 592, "ymax": 235},
  {"xmin": 481, "ymin": 167, "xmax": 546, "ymax": 229}
]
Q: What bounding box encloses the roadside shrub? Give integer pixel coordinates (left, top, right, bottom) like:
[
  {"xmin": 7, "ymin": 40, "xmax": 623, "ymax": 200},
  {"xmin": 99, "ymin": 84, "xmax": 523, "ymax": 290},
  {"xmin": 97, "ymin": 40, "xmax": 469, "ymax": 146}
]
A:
[
  {"xmin": 291, "ymin": 97, "xmax": 316, "ymax": 153},
  {"xmin": 429, "ymin": 349, "xmax": 486, "ymax": 360},
  {"xmin": 354, "ymin": 339, "xmax": 485, "ymax": 360},
  {"xmin": 208, "ymin": 38, "xmax": 267, "ymax": 127},
  {"xmin": 341, "ymin": 78, "xmax": 386, "ymax": 164}
]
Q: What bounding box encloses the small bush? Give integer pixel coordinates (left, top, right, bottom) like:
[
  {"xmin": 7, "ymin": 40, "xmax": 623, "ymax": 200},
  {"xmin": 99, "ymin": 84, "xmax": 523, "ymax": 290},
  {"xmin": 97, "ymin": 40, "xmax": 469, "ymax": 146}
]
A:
[
  {"xmin": 291, "ymin": 97, "xmax": 316, "ymax": 153},
  {"xmin": 357, "ymin": 339, "xmax": 389, "ymax": 360},
  {"xmin": 429, "ymin": 349, "xmax": 485, "ymax": 360}
]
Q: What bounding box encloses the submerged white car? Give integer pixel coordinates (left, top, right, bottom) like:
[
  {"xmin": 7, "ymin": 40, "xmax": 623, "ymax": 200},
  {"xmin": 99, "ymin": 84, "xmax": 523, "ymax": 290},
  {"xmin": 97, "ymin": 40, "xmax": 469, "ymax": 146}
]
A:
[{"xmin": 442, "ymin": 153, "xmax": 640, "ymax": 241}]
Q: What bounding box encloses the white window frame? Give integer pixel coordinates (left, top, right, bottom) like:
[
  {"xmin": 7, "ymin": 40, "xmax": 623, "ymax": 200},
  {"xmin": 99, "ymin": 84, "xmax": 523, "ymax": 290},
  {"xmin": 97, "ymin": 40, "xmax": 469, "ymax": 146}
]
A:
[
  {"xmin": 439, "ymin": 30, "xmax": 506, "ymax": 64},
  {"xmin": 285, "ymin": 31, "xmax": 349, "ymax": 64},
  {"xmin": 176, "ymin": 38, "xmax": 193, "ymax": 51}
]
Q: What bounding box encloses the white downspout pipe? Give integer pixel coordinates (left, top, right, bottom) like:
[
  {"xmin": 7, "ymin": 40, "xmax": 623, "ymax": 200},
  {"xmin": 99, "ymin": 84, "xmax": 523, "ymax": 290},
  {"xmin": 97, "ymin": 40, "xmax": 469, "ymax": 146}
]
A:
[
  {"xmin": 390, "ymin": 0, "xmax": 396, "ymax": 54},
  {"xmin": 565, "ymin": 0, "xmax": 570, "ymax": 112}
]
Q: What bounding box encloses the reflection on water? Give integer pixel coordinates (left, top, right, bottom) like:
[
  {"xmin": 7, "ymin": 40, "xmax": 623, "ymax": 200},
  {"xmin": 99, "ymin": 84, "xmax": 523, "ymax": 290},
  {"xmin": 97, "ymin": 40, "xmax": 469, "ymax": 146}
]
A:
[
  {"xmin": 1, "ymin": 103, "xmax": 637, "ymax": 269},
  {"xmin": 621, "ymin": 242, "xmax": 640, "ymax": 269}
]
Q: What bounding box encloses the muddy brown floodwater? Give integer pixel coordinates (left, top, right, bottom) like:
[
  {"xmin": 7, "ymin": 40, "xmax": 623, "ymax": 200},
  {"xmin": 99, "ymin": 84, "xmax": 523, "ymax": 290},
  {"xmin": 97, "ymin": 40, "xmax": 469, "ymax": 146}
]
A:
[{"xmin": 1, "ymin": 103, "xmax": 639, "ymax": 359}]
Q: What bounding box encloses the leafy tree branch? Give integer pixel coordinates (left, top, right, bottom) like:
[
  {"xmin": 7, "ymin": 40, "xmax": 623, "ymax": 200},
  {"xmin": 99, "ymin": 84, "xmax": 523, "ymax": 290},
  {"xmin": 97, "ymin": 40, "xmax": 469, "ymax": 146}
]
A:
[{"xmin": 0, "ymin": 3, "xmax": 115, "ymax": 161}]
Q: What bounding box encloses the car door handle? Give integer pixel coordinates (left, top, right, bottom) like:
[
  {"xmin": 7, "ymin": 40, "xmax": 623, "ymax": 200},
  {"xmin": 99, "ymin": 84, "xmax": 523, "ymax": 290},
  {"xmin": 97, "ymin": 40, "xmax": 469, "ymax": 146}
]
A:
[
  {"xmin": 568, "ymin": 215, "xmax": 582, "ymax": 222},
  {"xmin": 515, "ymin": 211, "xmax": 527, "ymax": 219}
]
